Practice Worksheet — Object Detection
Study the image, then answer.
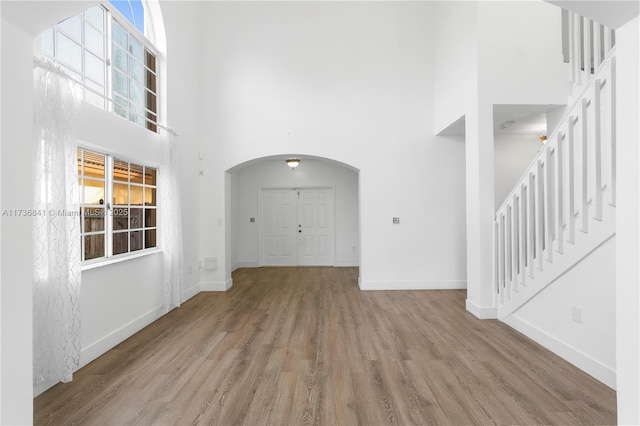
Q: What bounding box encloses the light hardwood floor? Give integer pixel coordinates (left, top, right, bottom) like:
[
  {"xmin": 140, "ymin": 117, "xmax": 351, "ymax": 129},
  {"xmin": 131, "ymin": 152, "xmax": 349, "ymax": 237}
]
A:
[{"xmin": 35, "ymin": 267, "xmax": 616, "ymax": 425}]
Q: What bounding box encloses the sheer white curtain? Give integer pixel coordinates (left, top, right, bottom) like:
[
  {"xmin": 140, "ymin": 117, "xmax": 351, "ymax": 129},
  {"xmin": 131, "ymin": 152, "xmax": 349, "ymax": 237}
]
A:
[
  {"xmin": 159, "ymin": 131, "xmax": 184, "ymax": 313},
  {"xmin": 32, "ymin": 59, "xmax": 82, "ymax": 384}
]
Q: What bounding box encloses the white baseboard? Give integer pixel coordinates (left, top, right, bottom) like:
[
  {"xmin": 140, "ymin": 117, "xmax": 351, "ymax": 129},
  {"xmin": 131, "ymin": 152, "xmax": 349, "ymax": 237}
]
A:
[
  {"xmin": 335, "ymin": 260, "xmax": 359, "ymax": 267},
  {"xmin": 466, "ymin": 299, "xmax": 498, "ymax": 319},
  {"xmin": 358, "ymin": 280, "xmax": 466, "ymax": 290},
  {"xmin": 232, "ymin": 261, "xmax": 259, "ymax": 271},
  {"xmin": 201, "ymin": 278, "xmax": 233, "ymax": 292},
  {"xmin": 79, "ymin": 305, "xmax": 164, "ymax": 370},
  {"xmin": 504, "ymin": 314, "xmax": 616, "ymax": 389},
  {"xmin": 183, "ymin": 283, "xmax": 201, "ymax": 302}
]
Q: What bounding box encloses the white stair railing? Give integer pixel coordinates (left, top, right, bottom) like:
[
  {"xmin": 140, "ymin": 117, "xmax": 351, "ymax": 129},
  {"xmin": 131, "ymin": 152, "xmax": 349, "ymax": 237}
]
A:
[
  {"xmin": 495, "ymin": 48, "xmax": 617, "ymax": 319},
  {"xmin": 563, "ymin": 9, "xmax": 616, "ymax": 91}
]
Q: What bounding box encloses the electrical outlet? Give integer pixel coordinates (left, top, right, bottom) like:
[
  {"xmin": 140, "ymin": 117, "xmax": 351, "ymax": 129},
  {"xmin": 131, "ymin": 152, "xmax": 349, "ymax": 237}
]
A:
[{"xmin": 572, "ymin": 306, "xmax": 582, "ymax": 324}]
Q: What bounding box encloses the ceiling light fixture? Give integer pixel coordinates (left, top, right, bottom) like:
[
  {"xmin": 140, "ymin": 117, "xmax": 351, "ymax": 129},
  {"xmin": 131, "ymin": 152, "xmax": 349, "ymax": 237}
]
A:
[{"xmin": 286, "ymin": 158, "xmax": 301, "ymax": 170}]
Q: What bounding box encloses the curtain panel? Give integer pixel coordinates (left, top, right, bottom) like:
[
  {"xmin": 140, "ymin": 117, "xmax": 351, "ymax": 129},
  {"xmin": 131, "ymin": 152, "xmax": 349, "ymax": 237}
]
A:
[{"xmin": 32, "ymin": 60, "xmax": 82, "ymax": 384}]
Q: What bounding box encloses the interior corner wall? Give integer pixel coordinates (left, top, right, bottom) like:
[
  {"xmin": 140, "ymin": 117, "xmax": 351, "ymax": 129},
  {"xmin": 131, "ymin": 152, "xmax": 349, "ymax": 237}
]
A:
[
  {"xmin": 433, "ymin": 1, "xmax": 477, "ymax": 134},
  {"xmin": 0, "ymin": 16, "xmax": 35, "ymax": 426},
  {"xmin": 505, "ymin": 236, "xmax": 617, "ymax": 388},
  {"xmin": 494, "ymin": 134, "xmax": 543, "ymax": 210},
  {"xmin": 161, "ymin": 1, "xmax": 203, "ymax": 300},
  {"xmin": 198, "ymin": 1, "xmax": 467, "ymax": 290},
  {"xmin": 231, "ymin": 160, "xmax": 359, "ymax": 269}
]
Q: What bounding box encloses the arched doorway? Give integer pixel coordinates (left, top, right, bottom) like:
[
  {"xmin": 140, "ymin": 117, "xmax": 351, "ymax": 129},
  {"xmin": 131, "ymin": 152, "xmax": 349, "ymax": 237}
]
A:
[{"xmin": 227, "ymin": 154, "xmax": 360, "ymax": 271}]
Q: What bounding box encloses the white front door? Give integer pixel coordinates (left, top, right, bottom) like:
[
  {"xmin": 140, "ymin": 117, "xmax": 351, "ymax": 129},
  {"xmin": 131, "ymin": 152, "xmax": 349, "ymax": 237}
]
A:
[
  {"xmin": 298, "ymin": 188, "xmax": 334, "ymax": 266},
  {"xmin": 261, "ymin": 188, "xmax": 334, "ymax": 266}
]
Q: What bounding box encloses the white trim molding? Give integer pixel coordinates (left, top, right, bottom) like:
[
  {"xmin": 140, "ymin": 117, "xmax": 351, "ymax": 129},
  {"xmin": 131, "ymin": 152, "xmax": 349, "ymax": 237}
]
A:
[
  {"xmin": 80, "ymin": 305, "xmax": 164, "ymax": 370},
  {"xmin": 359, "ymin": 280, "xmax": 466, "ymax": 291},
  {"xmin": 200, "ymin": 278, "xmax": 233, "ymax": 292},
  {"xmin": 504, "ymin": 314, "xmax": 616, "ymax": 389},
  {"xmin": 466, "ymin": 299, "xmax": 498, "ymax": 319}
]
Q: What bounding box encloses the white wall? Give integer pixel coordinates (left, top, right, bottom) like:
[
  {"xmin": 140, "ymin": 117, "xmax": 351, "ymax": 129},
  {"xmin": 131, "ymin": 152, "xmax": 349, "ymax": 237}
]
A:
[
  {"xmin": 198, "ymin": 1, "xmax": 468, "ymax": 291},
  {"xmin": 494, "ymin": 134, "xmax": 543, "ymax": 210},
  {"xmin": 0, "ymin": 15, "xmax": 35, "ymax": 426},
  {"xmin": 433, "ymin": 1, "xmax": 477, "ymax": 134},
  {"xmin": 477, "ymin": 1, "xmax": 569, "ymax": 105},
  {"xmin": 230, "ymin": 159, "xmax": 359, "ymax": 269},
  {"xmin": 506, "ymin": 236, "xmax": 617, "ymax": 388},
  {"xmin": 161, "ymin": 1, "xmax": 203, "ymax": 300},
  {"xmin": 0, "ymin": 0, "xmax": 203, "ymax": 406},
  {"xmin": 615, "ymin": 15, "xmax": 640, "ymax": 425}
]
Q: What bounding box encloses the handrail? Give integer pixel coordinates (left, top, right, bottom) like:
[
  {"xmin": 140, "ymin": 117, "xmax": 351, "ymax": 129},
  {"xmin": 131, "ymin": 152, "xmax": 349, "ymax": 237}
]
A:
[
  {"xmin": 495, "ymin": 45, "xmax": 617, "ymax": 313},
  {"xmin": 496, "ymin": 46, "xmax": 616, "ymax": 215}
]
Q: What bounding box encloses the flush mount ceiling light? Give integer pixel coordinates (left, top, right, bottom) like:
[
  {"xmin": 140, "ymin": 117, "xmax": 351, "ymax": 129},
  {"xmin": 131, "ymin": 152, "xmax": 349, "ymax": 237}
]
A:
[{"xmin": 286, "ymin": 158, "xmax": 301, "ymax": 170}]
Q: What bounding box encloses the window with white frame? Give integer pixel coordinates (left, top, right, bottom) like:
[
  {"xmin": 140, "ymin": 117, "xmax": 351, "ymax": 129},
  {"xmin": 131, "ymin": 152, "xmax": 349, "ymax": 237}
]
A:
[
  {"xmin": 41, "ymin": 3, "xmax": 158, "ymax": 132},
  {"xmin": 78, "ymin": 148, "xmax": 158, "ymax": 262}
]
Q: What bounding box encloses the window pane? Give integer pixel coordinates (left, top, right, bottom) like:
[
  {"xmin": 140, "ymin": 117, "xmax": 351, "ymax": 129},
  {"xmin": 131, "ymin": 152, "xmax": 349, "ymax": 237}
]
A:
[
  {"xmin": 146, "ymin": 113, "xmax": 158, "ymax": 133},
  {"xmin": 83, "ymin": 208, "xmax": 105, "ymax": 232},
  {"xmin": 129, "ymin": 104, "xmax": 144, "ymax": 126},
  {"xmin": 130, "ymin": 185, "xmax": 143, "ymax": 205},
  {"xmin": 129, "ymin": 36, "xmax": 143, "ymax": 60},
  {"xmin": 41, "ymin": 28, "xmax": 54, "ymax": 57},
  {"xmin": 130, "ymin": 208, "xmax": 143, "ymax": 229},
  {"xmin": 58, "ymin": 14, "xmax": 82, "ymax": 43},
  {"xmin": 113, "ymin": 160, "xmax": 129, "ymax": 181},
  {"xmin": 112, "ymin": 68, "xmax": 128, "ymax": 97},
  {"xmin": 84, "ymin": 234, "xmax": 105, "ymax": 260},
  {"xmin": 113, "ymin": 232, "xmax": 128, "ymax": 255},
  {"xmin": 113, "ymin": 45, "xmax": 128, "ymax": 72},
  {"xmin": 145, "ymin": 69, "xmax": 156, "ymax": 93},
  {"xmin": 84, "ymin": 179, "xmax": 105, "ymax": 205},
  {"xmin": 130, "ymin": 164, "xmax": 143, "ymax": 184},
  {"xmin": 84, "ymin": 6, "xmax": 104, "ymax": 32},
  {"xmin": 144, "ymin": 187, "xmax": 156, "ymax": 206},
  {"xmin": 77, "ymin": 149, "xmax": 83, "ymax": 176},
  {"xmin": 145, "ymin": 208, "xmax": 156, "ymax": 227},
  {"xmin": 130, "ymin": 230, "xmax": 143, "ymax": 251},
  {"xmin": 85, "ymin": 51, "xmax": 105, "ymax": 85},
  {"xmin": 130, "ymin": 80, "xmax": 144, "ymax": 106},
  {"xmin": 114, "ymin": 103, "xmax": 128, "ymax": 119},
  {"xmin": 84, "ymin": 151, "xmax": 105, "ymax": 178},
  {"xmin": 145, "ymin": 229, "xmax": 156, "ymax": 248},
  {"xmin": 112, "ymin": 21, "xmax": 128, "ymax": 48},
  {"xmin": 114, "ymin": 94, "xmax": 128, "ymax": 107},
  {"xmin": 146, "ymin": 91, "xmax": 157, "ymax": 114},
  {"xmin": 113, "ymin": 183, "xmax": 129, "ymax": 205},
  {"xmin": 145, "ymin": 50, "xmax": 156, "ymax": 72},
  {"xmin": 56, "ymin": 32, "xmax": 82, "ymax": 73},
  {"xmin": 144, "ymin": 167, "xmax": 156, "ymax": 185},
  {"xmin": 130, "ymin": 57, "xmax": 143, "ymax": 83},
  {"xmin": 85, "ymin": 79, "xmax": 105, "ymax": 109},
  {"xmin": 85, "ymin": 24, "xmax": 104, "ymax": 58},
  {"xmin": 113, "ymin": 208, "xmax": 129, "ymax": 230}
]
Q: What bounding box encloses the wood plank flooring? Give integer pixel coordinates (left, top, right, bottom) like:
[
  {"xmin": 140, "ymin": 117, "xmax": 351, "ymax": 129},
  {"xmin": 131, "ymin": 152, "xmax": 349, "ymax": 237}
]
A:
[{"xmin": 34, "ymin": 267, "xmax": 616, "ymax": 425}]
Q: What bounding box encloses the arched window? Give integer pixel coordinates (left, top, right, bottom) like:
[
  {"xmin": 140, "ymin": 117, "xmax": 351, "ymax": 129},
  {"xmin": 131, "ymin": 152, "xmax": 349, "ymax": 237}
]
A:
[
  {"xmin": 40, "ymin": 1, "xmax": 159, "ymax": 132},
  {"xmin": 108, "ymin": 0, "xmax": 145, "ymax": 34}
]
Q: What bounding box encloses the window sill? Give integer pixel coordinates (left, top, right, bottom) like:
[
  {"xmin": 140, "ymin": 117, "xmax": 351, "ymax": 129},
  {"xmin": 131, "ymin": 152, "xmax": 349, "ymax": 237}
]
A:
[{"xmin": 81, "ymin": 248, "xmax": 162, "ymax": 271}]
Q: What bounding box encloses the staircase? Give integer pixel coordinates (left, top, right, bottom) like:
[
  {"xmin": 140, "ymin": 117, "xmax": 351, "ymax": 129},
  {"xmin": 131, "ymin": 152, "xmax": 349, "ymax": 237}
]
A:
[{"xmin": 495, "ymin": 11, "xmax": 616, "ymax": 320}]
